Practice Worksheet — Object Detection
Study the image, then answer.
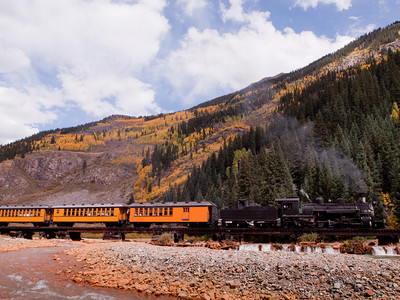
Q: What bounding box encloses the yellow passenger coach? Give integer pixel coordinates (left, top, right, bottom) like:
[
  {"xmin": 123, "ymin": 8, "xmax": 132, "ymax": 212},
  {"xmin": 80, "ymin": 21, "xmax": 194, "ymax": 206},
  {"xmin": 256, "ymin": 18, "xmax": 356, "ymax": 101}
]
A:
[
  {"xmin": 129, "ymin": 201, "xmax": 218, "ymax": 226},
  {"xmin": 0, "ymin": 205, "xmax": 51, "ymax": 227},
  {"xmin": 52, "ymin": 203, "xmax": 128, "ymax": 227}
]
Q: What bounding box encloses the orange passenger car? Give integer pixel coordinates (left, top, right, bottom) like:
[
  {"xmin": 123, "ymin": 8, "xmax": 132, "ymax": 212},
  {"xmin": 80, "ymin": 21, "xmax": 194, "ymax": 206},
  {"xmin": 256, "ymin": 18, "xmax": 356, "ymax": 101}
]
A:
[
  {"xmin": 52, "ymin": 203, "xmax": 128, "ymax": 226},
  {"xmin": 129, "ymin": 201, "xmax": 218, "ymax": 226},
  {"xmin": 0, "ymin": 205, "xmax": 51, "ymax": 226}
]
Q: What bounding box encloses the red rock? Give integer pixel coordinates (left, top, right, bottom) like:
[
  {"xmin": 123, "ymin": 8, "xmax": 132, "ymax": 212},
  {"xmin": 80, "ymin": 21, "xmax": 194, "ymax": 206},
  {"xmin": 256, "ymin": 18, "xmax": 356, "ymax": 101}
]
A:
[
  {"xmin": 363, "ymin": 289, "xmax": 374, "ymax": 297},
  {"xmin": 118, "ymin": 278, "xmax": 131, "ymax": 287}
]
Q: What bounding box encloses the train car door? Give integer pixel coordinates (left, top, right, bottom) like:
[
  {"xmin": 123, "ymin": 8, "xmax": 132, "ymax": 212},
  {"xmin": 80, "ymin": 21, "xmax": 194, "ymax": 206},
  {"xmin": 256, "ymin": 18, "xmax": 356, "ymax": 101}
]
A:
[{"xmin": 182, "ymin": 207, "xmax": 190, "ymax": 221}]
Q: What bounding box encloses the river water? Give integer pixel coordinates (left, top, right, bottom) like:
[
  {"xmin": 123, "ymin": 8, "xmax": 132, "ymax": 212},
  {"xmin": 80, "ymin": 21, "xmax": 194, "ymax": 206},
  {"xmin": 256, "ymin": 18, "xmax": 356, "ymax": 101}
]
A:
[{"xmin": 0, "ymin": 244, "xmax": 156, "ymax": 300}]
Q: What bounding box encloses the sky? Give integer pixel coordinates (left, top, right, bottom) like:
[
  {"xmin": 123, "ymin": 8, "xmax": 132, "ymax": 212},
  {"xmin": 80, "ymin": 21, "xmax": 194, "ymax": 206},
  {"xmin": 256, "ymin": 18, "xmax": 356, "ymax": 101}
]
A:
[{"xmin": 0, "ymin": 0, "xmax": 399, "ymax": 145}]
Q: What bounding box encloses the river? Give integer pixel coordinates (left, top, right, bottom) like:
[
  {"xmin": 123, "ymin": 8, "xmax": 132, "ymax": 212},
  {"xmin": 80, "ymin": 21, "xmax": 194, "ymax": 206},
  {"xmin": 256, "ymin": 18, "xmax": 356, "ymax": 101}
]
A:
[{"xmin": 0, "ymin": 243, "xmax": 158, "ymax": 300}]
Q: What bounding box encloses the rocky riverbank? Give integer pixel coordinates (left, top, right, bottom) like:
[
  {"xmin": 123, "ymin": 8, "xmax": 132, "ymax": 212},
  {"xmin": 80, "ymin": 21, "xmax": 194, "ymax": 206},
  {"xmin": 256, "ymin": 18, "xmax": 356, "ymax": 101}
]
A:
[
  {"xmin": 64, "ymin": 241, "xmax": 400, "ymax": 299},
  {"xmin": 0, "ymin": 235, "xmax": 64, "ymax": 252}
]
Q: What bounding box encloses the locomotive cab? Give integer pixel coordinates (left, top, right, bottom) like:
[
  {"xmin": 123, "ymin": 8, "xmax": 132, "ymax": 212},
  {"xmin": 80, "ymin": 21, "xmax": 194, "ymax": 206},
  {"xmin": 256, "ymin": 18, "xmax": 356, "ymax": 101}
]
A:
[
  {"xmin": 275, "ymin": 198, "xmax": 313, "ymax": 227},
  {"xmin": 275, "ymin": 198, "xmax": 300, "ymax": 216}
]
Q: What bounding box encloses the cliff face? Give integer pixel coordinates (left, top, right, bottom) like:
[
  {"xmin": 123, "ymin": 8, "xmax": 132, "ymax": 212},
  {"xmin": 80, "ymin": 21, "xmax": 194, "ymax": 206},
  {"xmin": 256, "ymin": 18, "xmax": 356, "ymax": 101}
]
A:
[{"xmin": 0, "ymin": 147, "xmax": 136, "ymax": 205}]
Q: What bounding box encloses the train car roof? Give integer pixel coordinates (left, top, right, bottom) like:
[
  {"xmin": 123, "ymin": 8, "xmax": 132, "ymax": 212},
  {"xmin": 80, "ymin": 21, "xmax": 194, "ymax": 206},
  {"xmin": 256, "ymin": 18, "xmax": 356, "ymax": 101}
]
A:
[
  {"xmin": 275, "ymin": 198, "xmax": 300, "ymax": 203},
  {"xmin": 0, "ymin": 205, "xmax": 51, "ymax": 209},
  {"xmin": 129, "ymin": 201, "xmax": 217, "ymax": 208},
  {"xmin": 52, "ymin": 203, "xmax": 128, "ymax": 208}
]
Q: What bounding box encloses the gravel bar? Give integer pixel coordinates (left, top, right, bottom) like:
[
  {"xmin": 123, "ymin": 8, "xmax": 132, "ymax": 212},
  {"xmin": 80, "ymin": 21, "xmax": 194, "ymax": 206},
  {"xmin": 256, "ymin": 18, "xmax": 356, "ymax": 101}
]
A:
[{"xmin": 64, "ymin": 241, "xmax": 400, "ymax": 299}]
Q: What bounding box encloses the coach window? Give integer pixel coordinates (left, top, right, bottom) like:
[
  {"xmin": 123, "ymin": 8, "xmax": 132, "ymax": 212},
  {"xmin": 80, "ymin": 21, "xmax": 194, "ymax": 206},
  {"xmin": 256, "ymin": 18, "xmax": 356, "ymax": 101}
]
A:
[
  {"xmin": 183, "ymin": 208, "xmax": 189, "ymax": 213},
  {"xmin": 134, "ymin": 208, "xmax": 138, "ymax": 216},
  {"xmin": 105, "ymin": 208, "xmax": 109, "ymax": 216},
  {"xmin": 111, "ymin": 208, "xmax": 114, "ymax": 216},
  {"xmin": 0, "ymin": 210, "xmax": 3, "ymax": 217},
  {"xmin": 169, "ymin": 208, "xmax": 173, "ymax": 216},
  {"xmin": 144, "ymin": 208, "xmax": 148, "ymax": 216},
  {"xmin": 154, "ymin": 208, "xmax": 157, "ymax": 216},
  {"xmin": 159, "ymin": 208, "xmax": 162, "ymax": 216},
  {"xmin": 149, "ymin": 208, "xmax": 153, "ymax": 216},
  {"xmin": 139, "ymin": 208, "xmax": 143, "ymax": 216}
]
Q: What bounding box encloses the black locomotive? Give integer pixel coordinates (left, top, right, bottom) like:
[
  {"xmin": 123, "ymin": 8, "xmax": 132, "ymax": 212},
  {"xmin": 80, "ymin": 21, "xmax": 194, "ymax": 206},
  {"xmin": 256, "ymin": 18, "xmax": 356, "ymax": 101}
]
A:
[{"xmin": 220, "ymin": 196, "xmax": 382, "ymax": 228}]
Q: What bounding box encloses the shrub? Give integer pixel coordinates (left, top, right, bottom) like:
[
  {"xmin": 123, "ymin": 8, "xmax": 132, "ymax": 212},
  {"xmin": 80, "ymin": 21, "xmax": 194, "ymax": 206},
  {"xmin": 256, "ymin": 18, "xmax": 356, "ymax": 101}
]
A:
[
  {"xmin": 299, "ymin": 232, "xmax": 319, "ymax": 243},
  {"xmin": 156, "ymin": 233, "xmax": 173, "ymax": 244}
]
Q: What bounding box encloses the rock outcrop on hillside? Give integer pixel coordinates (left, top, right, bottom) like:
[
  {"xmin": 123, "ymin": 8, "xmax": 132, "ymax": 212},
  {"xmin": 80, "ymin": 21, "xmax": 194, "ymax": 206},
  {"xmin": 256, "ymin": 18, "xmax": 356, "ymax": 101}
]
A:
[{"xmin": 0, "ymin": 147, "xmax": 135, "ymax": 205}]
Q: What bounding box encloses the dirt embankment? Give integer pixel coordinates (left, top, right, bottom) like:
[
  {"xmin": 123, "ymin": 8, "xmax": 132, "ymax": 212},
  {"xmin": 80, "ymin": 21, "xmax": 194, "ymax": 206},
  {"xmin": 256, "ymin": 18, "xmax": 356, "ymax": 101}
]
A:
[{"xmin": 64, "ymin": 241, "xmax": 400, "ymax": 300}]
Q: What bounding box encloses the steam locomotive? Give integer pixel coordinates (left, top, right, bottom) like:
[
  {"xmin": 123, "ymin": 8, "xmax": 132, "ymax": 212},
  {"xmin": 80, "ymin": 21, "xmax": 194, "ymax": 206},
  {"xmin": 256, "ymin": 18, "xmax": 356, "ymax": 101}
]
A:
[
  {"xmin": 220, "ymin": 196, "xmax": 383, "ymax": 228},
  {"xmin": 0, "ymin": 196, "xmax": 383, "ymax": 229}
]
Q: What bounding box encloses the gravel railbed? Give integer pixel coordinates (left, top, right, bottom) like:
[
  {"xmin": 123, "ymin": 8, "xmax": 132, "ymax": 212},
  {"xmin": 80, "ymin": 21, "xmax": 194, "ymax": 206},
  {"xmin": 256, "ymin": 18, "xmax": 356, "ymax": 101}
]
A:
[{"xmin": 64, "ymin": 241, "xmax": 400, "ymax": 299}]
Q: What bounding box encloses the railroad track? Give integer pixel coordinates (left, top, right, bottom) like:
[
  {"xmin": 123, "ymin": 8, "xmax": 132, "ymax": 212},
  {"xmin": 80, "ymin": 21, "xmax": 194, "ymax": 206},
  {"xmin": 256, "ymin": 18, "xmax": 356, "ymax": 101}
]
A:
[{"xmin": 1, "ymin": 225, "xmax": 400, "ymax": 240}]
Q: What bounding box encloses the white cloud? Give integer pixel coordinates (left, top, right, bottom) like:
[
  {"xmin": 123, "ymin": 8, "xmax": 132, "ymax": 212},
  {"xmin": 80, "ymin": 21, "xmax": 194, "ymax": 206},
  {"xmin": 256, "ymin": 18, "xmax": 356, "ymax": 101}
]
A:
[
  {"xmin": 294, "ymin": 0, "xmax": 352, "ymax": 11},
  {"xmin": 0, "ymin": 86, "xmax": 59, "ymax": 144},
  {"xmin": 162, "ymin": 0, "xmax": 353, "ymax": 105},
  {"xmin": 177, "ymin": 0, "xmax": 208, "ymax": 16},
  {"xmin": 220, "ymin": 0, "xmax": 247, "ymax": 23},
  {"xmin": 0, "ymin": 0, "xmax": 169, "ymax": 144}
]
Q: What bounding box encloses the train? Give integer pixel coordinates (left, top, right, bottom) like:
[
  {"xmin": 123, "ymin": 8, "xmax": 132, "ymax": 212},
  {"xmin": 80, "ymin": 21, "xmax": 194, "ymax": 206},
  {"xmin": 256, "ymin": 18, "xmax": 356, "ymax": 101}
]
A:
[
  {"xmin": 0, "ymin": 196, "xmax": 384, "ymax": 229},
  {"xmin": 221, "ymin": 196, "xmax": 383, "ymax": 228}
]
